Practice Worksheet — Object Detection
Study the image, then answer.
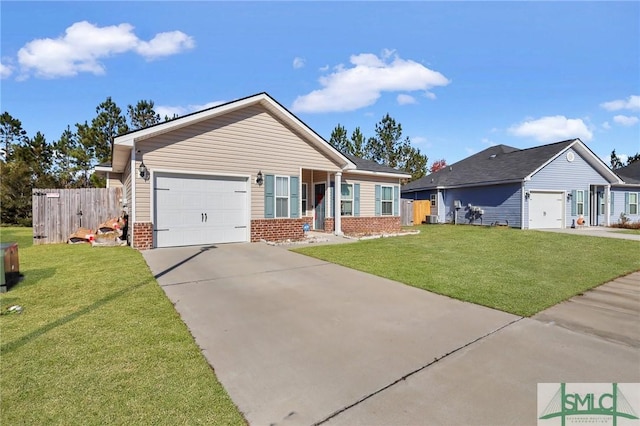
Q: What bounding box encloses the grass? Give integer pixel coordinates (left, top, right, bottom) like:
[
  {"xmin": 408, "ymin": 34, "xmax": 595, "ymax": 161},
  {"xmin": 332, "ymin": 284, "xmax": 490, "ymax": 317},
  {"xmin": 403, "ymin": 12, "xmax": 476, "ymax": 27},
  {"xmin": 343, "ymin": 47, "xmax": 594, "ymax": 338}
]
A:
[
  {"xmin": 611, "ymin": 228, "xmax": 640, "ymax": 235},
  {"xmin": 0, "ymin": 227, "xmax": 245, "ymax": 425},
  {"xmin": 293, "ymin": 225, "xmax": 640, "ymax": 317}
]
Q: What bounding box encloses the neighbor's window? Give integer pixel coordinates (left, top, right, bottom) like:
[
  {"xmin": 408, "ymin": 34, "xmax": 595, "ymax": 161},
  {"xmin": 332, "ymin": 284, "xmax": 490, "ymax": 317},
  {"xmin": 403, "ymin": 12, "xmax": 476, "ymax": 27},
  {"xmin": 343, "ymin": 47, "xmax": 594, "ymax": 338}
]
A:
[
  {"xmin": 341, "ymin": 183, "xmax": 353, "ymax": 216},
  {"xmin": 576, "ymin": 190, "xmax": 584, "ymax": 215},
  {"xmin": 630, "ymin": 193, "xmax": 638, "ymax": 215},
  {"xmin": 599, "ymin": 193, "xmax": 605, "ymax": 215},
  {"xmin": 430, "ymin": 194, "xmax": 436, "ymax": 207},
  {"xmin": 276, "ymin": 176, "xmax": 289, "ymax": 218},
  {"xmin": 381, "ymin": 185, "xmax": 393, "ymax": 216},
  {"xmin": 301, "ymin": 183, "xmax": 308, "ymax": 215}
]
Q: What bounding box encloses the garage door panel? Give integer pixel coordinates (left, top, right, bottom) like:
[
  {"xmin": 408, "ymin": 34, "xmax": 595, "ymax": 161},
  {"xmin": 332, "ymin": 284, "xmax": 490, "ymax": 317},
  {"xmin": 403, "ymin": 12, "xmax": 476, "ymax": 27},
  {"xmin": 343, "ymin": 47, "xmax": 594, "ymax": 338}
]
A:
[{"xmin": 154, "ymin": 174, "xmax": 249, "ymax": 248}]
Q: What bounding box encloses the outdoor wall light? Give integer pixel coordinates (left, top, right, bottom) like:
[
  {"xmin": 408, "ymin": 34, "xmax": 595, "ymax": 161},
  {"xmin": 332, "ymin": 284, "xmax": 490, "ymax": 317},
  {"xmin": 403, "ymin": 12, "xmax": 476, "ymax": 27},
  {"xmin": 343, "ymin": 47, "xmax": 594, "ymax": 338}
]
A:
[
  {"xmin": 567, "ymin": 192, "xmax": 573, "ymax": 201},
  {"xmin": 256, "ymin": 170, "xmax": 264, "ymax": 186},
  {"xmin": 525, "ymin": 191, "xmax": 531, "ymax": 200},
  {"xmin": 139, "ymin": 161, "xmax": 150, "ymax": 181}
]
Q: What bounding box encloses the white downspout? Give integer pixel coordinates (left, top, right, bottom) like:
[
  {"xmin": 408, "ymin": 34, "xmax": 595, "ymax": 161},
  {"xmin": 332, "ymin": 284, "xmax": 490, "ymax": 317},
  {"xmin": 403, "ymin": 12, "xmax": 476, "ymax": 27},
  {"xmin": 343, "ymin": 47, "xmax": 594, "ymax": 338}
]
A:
[{"xmin": 334, "ymin": 172, "xmax": 342, "ymax": 235}]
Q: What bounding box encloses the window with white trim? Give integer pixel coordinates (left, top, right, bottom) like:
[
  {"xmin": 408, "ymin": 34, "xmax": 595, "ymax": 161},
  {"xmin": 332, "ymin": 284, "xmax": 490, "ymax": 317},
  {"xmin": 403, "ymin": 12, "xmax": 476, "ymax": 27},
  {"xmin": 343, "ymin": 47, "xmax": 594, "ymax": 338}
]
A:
[
  {"xmin": 275, "ymin": 176, "xmax": 289, "ymax": 218},
  {"xmin": 341, "ymin": 183, "xmax": 353, "ymax": 216},
  {"xmin": 381, "ymin": 185, "xmax": 393, "ymax": 216},
  {"xmin": 301, "ymin": 183, "xmax": 308, "ymax": 216},
  {"xmin": 599, "ymin": 192, "xmax": 605, "ymax": 215},
  {"xmin": 630, "ymin": 193, "xmax": 638, "ymax": 215},
  {"xmin": 576, "ymin": 190, "xmax": 584, "ymax": 215},
  {"xmin": 430, "ymin": 194, "xmax": 436, "ymax": 207}
]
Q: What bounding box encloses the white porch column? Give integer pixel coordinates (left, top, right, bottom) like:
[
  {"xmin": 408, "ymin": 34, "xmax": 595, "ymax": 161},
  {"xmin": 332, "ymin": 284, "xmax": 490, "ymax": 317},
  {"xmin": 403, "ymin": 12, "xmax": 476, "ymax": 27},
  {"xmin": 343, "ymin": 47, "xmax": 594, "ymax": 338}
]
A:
[
  {"xmin": 334, "ymin": 172, "xmax": 342, "ymax": 235},
  {"xmin": 605, "ymin": 185, "xmax": 611, "ymax": 226}
]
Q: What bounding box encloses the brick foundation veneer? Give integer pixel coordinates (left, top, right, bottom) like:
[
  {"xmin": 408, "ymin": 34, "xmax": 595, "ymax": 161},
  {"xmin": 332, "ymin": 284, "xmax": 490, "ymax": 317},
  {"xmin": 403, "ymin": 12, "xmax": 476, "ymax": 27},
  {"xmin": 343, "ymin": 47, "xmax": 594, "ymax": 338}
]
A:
[
  {"xmin": 133, "ymin": 222, "xmax": 153, "ymax": 250},
  {"xmin": 341, "ymin": 216, "xmax": 401, "ymax": 235},
  {"xmin": 251, "ymin": 217, "xmax": 313, "ymax": 242},
  {"xmin": 323, "ymin": 218, "xmax": 334, "ymax": 232}
]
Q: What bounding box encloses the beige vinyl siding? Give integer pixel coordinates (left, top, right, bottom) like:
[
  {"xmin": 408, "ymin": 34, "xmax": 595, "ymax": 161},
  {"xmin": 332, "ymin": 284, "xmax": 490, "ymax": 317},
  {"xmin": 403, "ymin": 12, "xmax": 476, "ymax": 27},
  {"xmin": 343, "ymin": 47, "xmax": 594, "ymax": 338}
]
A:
[
  {"xmin": 134, "ymin": 105, "xmax": 341, "ymax": 221},
  {"xmin": 341, "ymin": 173, "xmax": 400, "ymax": 217},
  {"xmin": 107, "ymin": 173, "xmax": 123, "ymax": 188},
  {"xmin": 123, "ymin": 159, "xmax": 132, "ymax": 215}
]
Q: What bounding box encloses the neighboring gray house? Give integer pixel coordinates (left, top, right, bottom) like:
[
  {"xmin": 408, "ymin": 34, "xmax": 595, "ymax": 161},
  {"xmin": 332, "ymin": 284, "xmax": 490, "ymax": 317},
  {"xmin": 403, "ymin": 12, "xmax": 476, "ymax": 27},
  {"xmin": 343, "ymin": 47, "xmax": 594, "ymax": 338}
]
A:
[
  {"xmin": 612, "ymin": 161, "xmax": 640, "ymax": 223},
  {"xmin": 401, "ymin": 139, "xmax": 633, "ymax": 229}
]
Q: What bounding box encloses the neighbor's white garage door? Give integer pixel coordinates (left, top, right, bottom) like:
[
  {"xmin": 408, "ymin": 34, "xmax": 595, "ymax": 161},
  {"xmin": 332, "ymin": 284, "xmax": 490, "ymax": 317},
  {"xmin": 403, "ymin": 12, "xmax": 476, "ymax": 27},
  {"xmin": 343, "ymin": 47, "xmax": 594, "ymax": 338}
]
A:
[
  {"xmin": 529, "ymin": 191, "xmax": 564, "ymax": 229},
  {"xmin": 154, "ymin": 174, "xmax": 249, "ymax": 248}
]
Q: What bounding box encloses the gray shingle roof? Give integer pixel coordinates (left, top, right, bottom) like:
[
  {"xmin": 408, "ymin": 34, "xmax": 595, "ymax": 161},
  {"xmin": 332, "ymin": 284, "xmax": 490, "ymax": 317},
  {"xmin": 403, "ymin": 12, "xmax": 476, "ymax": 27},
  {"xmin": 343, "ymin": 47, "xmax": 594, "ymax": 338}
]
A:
[
  {"xmin": 402, "ymin": 139, "xmax": 576, "ymax": 192},
  {"xmin": 615, "ymin": 161, "xmax": 640, "ymax": 184},
  {"xmin": 344, "ymin": 154, "xmax": 410, "ymax": 175}
]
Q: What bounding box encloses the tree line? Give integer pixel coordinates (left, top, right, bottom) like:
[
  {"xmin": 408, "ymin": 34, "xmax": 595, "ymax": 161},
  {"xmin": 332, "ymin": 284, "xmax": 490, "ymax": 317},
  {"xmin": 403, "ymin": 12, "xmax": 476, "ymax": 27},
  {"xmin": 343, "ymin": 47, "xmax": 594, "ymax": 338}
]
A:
[
  {"xmin": 0, "ymin": 98, "xmax": 170, "ymax": 225},
  {"xmin": 328, "ymin": 114, "xmax": 430, "ymax": 181}
]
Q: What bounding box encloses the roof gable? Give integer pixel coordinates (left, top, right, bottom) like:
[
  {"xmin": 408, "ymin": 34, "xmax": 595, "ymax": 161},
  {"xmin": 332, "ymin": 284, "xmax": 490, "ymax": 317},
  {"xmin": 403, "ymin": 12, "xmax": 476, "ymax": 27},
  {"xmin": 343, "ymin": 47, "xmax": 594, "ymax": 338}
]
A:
[{"xmin": 109, "ymin": 92, "xmax": 355, "ymax": 173}]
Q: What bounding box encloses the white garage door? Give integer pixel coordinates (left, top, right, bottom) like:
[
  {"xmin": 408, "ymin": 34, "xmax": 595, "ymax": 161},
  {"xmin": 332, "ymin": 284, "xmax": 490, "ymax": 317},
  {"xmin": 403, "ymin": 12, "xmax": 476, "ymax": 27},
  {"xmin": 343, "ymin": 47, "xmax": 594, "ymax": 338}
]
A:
[
  {"xmin": 154, "ymin": 174, "xmax": 249, "ymax": 248},
  {"xmin": 529, "ymin": 191, "xmax": 564, "ymax": 229}
]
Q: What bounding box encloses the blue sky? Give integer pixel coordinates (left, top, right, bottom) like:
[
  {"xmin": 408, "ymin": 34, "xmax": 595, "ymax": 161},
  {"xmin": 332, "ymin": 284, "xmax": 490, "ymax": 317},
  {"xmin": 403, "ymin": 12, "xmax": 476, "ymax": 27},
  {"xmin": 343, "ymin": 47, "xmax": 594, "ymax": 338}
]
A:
[{"xmin": 1, "ymin": 1, "xmax": 639, "ymax": 167}]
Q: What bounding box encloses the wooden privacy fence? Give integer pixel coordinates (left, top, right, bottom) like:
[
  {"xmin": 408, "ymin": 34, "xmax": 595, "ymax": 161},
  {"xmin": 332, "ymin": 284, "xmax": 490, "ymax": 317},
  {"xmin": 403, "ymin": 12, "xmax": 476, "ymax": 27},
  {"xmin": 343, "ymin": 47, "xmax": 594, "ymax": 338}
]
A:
[
  {"xmin": 32, "ymin": 188, "xmax": 123, "ymax": 244},
  {"xmin": 413, "ymin": 200, "xmax": 431, "ymax": 224},
  {"xmin": 401, "ymin": 199, "xmax": 432, "ymax": 226}
]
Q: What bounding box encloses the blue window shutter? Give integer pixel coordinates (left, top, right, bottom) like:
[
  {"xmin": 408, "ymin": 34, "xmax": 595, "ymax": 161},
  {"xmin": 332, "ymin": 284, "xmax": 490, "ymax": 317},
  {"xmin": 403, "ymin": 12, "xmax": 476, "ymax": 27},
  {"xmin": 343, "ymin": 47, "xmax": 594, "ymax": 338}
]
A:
[
  {"xmin": 610, "ymin": 192, "xmax": 614, "ymax": 215},
  {"xmin": 375, "ymin": 185, "xmax": 381, "ymax": 216},
  {"xmin": 584, "ymin": 190, "xmax": 589, "ymax": 216},
  {"xmin": 264, "ymin": 174, "xmax": 275, "ymax": 218},
  {"xmin": 354, "ymin": 184, "xmax": 360, "ymax": 217},
  {"xmin": 571, "ymin": 190, "xmax": 577, "ymax": 216},
  {"xmin": 290, "ymin": 176, "xmax": 299, "ymax": 218},
  {"xmin": 393, "ymin": 185, "xmax": 399, "ymax": 216},
  {"xmin": 330, "ymin": 181, "xmax": 335, "ymax": 218},
  {"xmin": 625, "ymin": 192, "xmax": 630, "ymax": 213}
]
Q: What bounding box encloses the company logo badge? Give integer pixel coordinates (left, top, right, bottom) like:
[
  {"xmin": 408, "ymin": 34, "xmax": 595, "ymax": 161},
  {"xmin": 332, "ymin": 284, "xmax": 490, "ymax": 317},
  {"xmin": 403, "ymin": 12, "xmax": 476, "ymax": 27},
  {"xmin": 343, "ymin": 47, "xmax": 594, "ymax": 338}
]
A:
[{"xmin": 538, "ymin": 383, "xmax": 640, "ymax": 426}]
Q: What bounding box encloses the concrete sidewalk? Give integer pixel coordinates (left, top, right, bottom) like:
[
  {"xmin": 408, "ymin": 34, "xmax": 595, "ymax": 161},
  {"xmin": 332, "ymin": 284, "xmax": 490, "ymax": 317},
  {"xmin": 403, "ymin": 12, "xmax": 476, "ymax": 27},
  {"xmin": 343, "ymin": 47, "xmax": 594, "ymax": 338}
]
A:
[
  {"xmin": 143, "ymin": 244, "xmax": 640, "ymax": 425},
  {"xmin": 535, "ymin": 226, "xmax": 640, "ymax": 241}
]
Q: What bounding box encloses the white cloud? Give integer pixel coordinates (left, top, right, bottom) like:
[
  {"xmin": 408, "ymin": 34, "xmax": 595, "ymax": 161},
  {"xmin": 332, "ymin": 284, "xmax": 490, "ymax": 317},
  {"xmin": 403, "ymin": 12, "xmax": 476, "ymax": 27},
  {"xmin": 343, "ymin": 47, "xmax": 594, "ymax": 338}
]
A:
[
  {"xmin": 319, "ymin": 65, "xmax": 329, "ymax": 72},
  {"xmin": 600, "ymin": 95, "xmax": 640, "ymax": 111},
  {"xmin": 612, "ymin": 115, "xmax": 639, "ymax": 127},
  {"xmin": 156, "ymin": 100, "xmax": 225, "ymax": 119},
  {"xmin": 465, "ymin": 147, "xmax": 476, "ymax": 155},
  {"xmin": 508, "ymin": 115, "xmax": 593, "ymax": 143},
  {"xmin": 424, "ymin": 92, "xmax": 437, "ymax": 100},
  {"xmin": 0, "ymin": 62, "xmax": 12, "ymax": 79},
  {"xmin": 16, "ymin": 21, "xmax": 194, "ymax": 79},
  {"xmin": 602, "ymin": 121, "xmax": 611, "ymax": 130},
  {"xmin": 135, "ymin": 31, "xmax": 194, "ymax": 59},
  {"xmin": 397, "ymin": 94, "xmax": 417, "ymax": 105},
  {"xmin": 481, "ymin": 138, "xmax": 496, "ymax": 146},
  {"xmin": 293, "ymin": 57, "xmax": 305, "ymax": 69},
  {"xmin": 292, "ymin": 51, "xmax": 449, "ymax": 113}
]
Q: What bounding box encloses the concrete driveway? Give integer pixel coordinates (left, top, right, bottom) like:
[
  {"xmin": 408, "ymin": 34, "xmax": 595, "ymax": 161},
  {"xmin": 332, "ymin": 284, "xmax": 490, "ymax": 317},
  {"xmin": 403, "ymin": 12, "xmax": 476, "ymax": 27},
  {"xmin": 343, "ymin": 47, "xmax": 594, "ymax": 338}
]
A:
[
  {"xmin": 143, "ymin": 243, "xmax": 639, "ymax": 426},
  {"xmin": 534, "ymin": 226, "xmax": 640, "ymax": 240}
]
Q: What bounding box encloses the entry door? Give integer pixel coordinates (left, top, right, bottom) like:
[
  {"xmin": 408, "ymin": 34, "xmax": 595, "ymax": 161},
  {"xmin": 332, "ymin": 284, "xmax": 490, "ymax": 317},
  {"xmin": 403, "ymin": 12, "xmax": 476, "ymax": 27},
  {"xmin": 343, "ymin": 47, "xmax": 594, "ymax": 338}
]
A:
[{"xmin": 314, "ymin": 183, "xmax": 325, "ymax": 230}]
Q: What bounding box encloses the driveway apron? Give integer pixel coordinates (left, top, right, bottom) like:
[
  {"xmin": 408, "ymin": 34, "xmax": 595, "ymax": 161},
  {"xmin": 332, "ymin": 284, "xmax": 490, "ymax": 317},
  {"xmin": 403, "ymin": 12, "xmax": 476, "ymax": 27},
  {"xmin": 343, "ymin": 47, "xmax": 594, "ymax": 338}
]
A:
[{"xmin": 143, "ymin": 243, "xmax": 518, "ymax": 425}]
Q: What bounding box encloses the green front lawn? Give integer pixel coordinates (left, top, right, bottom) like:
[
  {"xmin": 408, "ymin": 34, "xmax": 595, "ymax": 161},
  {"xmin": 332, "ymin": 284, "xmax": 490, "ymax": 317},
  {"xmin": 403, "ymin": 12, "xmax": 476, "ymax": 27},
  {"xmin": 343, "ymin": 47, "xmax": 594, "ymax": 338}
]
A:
[
  {"xmin": 0, "ymin": 227, "xmax": 244, "ymax": 425},
  {"xmin": 294, "ymin": 225, "xmax": 640, "ymax": 317}
]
